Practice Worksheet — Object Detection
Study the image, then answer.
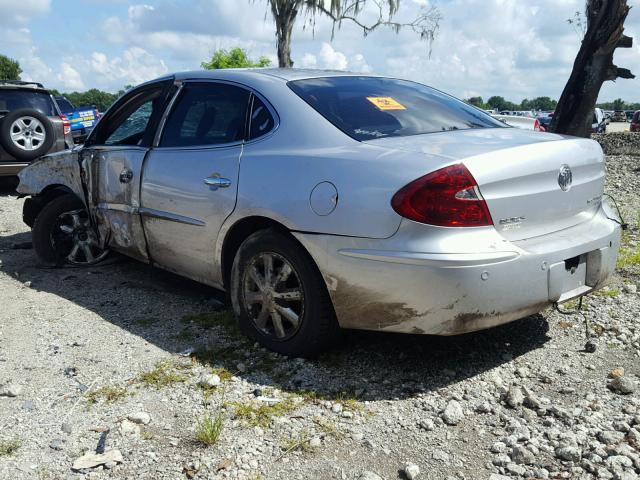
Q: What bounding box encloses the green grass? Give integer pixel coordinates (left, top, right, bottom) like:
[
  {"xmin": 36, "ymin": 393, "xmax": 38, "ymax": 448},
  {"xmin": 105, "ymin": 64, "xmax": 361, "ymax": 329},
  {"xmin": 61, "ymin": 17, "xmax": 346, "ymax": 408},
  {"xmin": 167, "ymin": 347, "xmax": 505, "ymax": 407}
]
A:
[
  {"xmin": 182, "ymin": 310, "xmax": 238, "ymax": 331},
  {"xmin": 227, "ymin": 397, "xmax": 297, "ymax": 428},
  {"xmin": 0, "ymin": 440, "xmax": 21, "ymax": 456},
  {"xmin": 211, "ymin": 367, "xmax": 233, "ymax": 382},
  {"xmin": 617, "ymin": 246, "xmax": 640, "ymax": 269},
  {"xmin": 140, "ymin": 430, "xmax": 154, "ymax": 441},
  {"xmin": 86, "ymin": 385, "xmax": 128, "ymax": 404},
  {"xmin": 595, "ymin": 287, "xmax": 620, "ymax": 298},
  {"xmin": 138, "ymin": 361, "xmax": 189, "ymax": 388},
  {"xmin": 195, "ymin": 412, "xmax": 225, "ymax": 446}
]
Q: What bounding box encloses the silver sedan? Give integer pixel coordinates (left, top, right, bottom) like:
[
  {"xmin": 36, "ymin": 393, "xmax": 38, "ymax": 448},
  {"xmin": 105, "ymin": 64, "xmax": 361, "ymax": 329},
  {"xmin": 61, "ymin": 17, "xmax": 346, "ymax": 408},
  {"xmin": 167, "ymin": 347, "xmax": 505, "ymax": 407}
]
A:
[{"xmin": 17, "ymin": 69, "xmax": 622, "ymax": 356}]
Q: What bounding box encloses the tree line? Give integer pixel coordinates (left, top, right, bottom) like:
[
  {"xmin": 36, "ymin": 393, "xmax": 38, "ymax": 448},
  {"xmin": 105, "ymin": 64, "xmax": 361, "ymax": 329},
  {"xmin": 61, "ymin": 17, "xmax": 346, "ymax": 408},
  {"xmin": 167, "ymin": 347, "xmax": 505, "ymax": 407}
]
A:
[{"xmin": 465, "ymin": 95, "xmax": 640, "ymax": 113}]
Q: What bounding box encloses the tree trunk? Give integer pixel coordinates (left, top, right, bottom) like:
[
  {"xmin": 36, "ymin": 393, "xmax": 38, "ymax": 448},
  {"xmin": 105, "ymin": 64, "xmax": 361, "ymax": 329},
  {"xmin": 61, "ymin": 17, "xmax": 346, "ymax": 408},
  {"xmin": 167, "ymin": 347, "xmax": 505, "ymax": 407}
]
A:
[
  {"xmin": 550, "ymin": 0, "xmax": 634, "ymax": 137},
  {"xmin": 271, "ymin": 0, "xmax": 298, "ymax": 68}
]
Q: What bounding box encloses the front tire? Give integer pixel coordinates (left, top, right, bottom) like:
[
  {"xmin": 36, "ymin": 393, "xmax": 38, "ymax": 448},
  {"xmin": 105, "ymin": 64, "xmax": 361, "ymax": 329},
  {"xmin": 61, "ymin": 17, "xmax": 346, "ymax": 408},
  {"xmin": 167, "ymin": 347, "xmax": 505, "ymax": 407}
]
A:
[
  {"xmin": 230, "ymin": 229, "xmax": 340, "ymax": 357},
  {"xmin": 32, "ymin": 194, "xmax": 109, "ymax": 267}
]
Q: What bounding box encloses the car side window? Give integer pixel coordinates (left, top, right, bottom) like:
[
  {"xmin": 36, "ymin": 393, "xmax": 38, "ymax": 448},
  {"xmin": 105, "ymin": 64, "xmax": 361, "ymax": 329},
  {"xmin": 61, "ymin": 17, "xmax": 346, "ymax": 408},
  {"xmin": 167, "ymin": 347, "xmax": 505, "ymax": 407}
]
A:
[
  {"xmin": 105, "ymin": 101, "xmax": 153, "ymax": 146},
  {"xmin": 88, "ymin": 82, "xmax": 170, "ymax": 147},
  {"xmin": 248, "ymin": 96, "xmax": 275, "ymax": 140},
  {"xmin": 160, "ymin": 83, "xmax": 250, "ymax": 148}
]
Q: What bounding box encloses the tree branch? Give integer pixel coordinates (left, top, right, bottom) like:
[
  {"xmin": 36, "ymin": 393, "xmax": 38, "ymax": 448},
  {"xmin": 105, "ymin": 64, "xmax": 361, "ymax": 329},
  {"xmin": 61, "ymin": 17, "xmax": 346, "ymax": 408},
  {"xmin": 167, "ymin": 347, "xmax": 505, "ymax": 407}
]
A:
[{"xmin": 312, "ymin": 0, "xmax": 440, "ymax": 56}]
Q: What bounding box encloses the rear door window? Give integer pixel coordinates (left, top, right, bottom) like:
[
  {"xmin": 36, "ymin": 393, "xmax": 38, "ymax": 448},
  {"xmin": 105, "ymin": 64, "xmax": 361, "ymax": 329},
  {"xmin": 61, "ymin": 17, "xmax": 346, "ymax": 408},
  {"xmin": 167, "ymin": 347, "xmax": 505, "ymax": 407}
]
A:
[
  {"xmin": 160, "ymin": 82, "xmax": 250, "ymax": 148},
  {"xmin": 0, "ymin": 90, "xmax": 57, "ymax": 116},
  {"xmin": 288, "ymin": 76, "xmax": 505, "ymax": 141},
  {"xmin": 248, "ymin": 96, "xmax": 276, "ymax": 140}
]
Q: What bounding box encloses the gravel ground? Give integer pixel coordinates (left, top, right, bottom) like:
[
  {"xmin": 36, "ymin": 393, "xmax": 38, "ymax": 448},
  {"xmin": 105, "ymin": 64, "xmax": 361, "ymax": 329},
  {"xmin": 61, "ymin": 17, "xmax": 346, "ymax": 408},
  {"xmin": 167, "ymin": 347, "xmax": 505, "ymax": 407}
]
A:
[{"xmin": 0, "ymin": 155, "xmax": 639, "ymax": 480}]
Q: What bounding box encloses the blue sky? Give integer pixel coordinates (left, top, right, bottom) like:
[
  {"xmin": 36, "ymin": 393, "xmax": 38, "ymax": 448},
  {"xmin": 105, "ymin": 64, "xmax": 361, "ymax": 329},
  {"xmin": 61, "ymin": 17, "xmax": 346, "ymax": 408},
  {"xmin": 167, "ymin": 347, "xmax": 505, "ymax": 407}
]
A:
[{"xmin": 1, "ymin": 0, "xmax": 639, "ymax": 102}]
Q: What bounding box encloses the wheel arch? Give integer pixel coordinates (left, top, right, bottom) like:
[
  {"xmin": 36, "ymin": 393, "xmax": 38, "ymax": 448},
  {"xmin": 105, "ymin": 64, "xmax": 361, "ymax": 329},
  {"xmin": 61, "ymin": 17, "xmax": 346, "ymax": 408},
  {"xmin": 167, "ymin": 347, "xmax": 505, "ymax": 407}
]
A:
[
  {"xmin": 220, "ymin": 215, "xmax": 323, "ymax": 292},
  {"xmin": 23, "ymin": 184, "xmax": 79, "ymax": 228}
]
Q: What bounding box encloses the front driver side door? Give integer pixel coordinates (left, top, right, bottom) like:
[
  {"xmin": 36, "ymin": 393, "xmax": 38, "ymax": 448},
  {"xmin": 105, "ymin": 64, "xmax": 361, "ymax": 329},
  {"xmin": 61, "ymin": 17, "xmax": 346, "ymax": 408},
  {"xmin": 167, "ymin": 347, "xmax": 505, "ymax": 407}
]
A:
[
  {"xmin": 140, "ymin": 81, "xmax": 251, "ymax": 285},
  {"xmin": 82, "ymin": 80, "xmax": 173, "ymax": 262}
]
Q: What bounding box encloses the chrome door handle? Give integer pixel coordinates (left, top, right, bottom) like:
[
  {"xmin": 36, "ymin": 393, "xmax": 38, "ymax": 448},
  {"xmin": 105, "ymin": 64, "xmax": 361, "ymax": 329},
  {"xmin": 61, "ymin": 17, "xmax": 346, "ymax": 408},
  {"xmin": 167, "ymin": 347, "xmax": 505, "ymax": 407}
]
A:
[{"xmin": 204, "ymin": 177, "xmax": 232, "ymax": 189}]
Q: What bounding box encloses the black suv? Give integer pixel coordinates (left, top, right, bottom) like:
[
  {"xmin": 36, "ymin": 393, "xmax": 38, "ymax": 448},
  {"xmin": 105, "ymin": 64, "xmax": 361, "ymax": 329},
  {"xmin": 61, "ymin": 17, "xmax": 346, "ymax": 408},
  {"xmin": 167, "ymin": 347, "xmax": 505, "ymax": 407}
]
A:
[{"xmin": 0, "ymin": 80, "xmax": 73, "ymax": 176}]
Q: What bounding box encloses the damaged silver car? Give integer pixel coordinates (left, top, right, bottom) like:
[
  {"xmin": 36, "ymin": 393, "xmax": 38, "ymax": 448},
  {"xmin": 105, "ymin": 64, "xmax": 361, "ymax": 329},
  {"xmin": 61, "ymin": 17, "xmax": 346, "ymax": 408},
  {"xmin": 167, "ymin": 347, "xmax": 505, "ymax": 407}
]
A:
[{"xmin": 18, "ymin": 70, "xmax": 622, "ymax": 356}]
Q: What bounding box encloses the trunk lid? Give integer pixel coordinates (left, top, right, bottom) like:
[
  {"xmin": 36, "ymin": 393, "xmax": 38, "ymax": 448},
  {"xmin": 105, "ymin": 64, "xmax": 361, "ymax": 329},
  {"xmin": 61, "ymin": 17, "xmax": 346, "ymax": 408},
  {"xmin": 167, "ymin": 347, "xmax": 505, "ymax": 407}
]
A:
[{"xmin": 365, "ymin": 128, "xmax": 605, "ymax": 241}]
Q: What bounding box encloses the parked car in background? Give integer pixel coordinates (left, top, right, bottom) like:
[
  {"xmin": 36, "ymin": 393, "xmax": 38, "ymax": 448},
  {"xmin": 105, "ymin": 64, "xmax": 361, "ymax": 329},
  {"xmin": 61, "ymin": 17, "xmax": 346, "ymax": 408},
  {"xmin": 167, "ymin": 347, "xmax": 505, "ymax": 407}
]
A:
[
  {"xmin": 0, "ymin": 80, "xmax": 72, "ymax": 176},
  {"xmin": 592, "ymin": 108, "xmax": 607, "ymax": 133},
  {"xmin": 491, "ymin": 113, "xmax": 542, "ymax": 131},
  {"xmin": 612, "ymin": 110, "xmax": 626, "ymax": 122},
  {"xmin": 54, "ymin": 96, "xmax": 100, "ymax": 144},
  {"xmin": 625, "ymin": 110, "xmax": 635, "ymax": 122},
  {"xmin": 536, "ymin": 115, "xmax": 552, "ymax": 131},
  {"xmin": 17, "ymin": 70, "xmax": 621, "ymax": 356},
  {"xmin": 630, "ymin": 111, "xmax": 640, "ymax": 132}
]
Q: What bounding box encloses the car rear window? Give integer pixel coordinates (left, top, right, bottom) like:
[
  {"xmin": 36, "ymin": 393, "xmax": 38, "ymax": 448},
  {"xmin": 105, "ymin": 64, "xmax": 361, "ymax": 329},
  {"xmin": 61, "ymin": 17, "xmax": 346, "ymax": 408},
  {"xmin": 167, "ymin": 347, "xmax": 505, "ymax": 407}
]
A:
[
  {"xmin": 0, "ymin": 90, "xmax": 57, "ymax": 116},
  {"xmin": 288, "ymin": 76, "xmax": 504, "ymax": 141}
]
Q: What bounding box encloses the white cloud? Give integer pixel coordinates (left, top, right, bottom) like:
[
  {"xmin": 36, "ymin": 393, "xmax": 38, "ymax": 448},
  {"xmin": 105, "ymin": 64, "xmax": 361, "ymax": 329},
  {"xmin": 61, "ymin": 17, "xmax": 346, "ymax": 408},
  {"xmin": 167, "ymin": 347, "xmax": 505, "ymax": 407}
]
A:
[
  {"xmin": 1, "ymin": 0, "xmax": 639, "ymax": 102},
  {"xmin": 57, "ymin": 63, "xmax": 85, "ymax": 90},
  {"xmin": 0, "ymin": 0, "xmax": 50, "ymax": 26}
]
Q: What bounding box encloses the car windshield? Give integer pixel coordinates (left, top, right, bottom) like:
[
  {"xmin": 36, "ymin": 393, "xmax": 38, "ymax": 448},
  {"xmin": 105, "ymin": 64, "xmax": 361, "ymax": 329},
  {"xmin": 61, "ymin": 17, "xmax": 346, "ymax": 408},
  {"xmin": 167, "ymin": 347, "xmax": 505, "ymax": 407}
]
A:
[
  {"xmin": 0, "ymin": 90, "xmax": 57, "ymax": 116},
  {"xmin": 288, "ymin": 76, "xmax": 505, "ymax": 141}
]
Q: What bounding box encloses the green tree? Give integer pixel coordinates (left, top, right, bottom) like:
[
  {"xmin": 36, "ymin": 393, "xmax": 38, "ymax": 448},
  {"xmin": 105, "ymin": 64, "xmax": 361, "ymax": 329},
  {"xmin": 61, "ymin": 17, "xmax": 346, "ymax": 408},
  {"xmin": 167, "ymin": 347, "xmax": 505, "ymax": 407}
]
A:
[
  {"xmin": 486, "ymin": 96, "xmax": 517, "ymax": 111},
  {"xmin": 521, "ymin": 96, "xmax": 557, "ymax": 111},
  {"xmin": 612, "ymin": 98, "xmax": 625, "ymax": 110},
  {"xmin": 201, "ymin": 48, "xmax": 271, "ymax": 70},
  {"xmin": 465, "ymin": 96, "xmax": 488, "ymax": 109},
  {"xmin": 0, "ymin": 55, "xmax": 22, "ymax": 81}
]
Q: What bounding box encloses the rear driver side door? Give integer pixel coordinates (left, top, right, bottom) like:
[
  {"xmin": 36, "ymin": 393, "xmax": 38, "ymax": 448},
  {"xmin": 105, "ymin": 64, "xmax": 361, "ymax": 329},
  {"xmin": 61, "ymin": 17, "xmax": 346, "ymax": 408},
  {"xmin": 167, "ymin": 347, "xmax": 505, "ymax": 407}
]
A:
[{"xmin": 140, "ymin": 81, "xmax": 251, "ymax": 285}]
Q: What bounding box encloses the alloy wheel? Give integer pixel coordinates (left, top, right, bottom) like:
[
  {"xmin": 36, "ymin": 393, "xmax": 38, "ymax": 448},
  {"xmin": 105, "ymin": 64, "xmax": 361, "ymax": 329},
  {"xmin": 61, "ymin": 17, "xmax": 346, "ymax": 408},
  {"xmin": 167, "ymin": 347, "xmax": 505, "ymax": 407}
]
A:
[
  {"xmin": 10, "ymin": 116, "xmax": 46, "ymax": 151},
  {"xmin": 51, "ymin": 209, "xmax": 109, "ymax": 265},
  {"xmin": 241, "ymin": 252, "xmax": 304, "ymax": 341}
]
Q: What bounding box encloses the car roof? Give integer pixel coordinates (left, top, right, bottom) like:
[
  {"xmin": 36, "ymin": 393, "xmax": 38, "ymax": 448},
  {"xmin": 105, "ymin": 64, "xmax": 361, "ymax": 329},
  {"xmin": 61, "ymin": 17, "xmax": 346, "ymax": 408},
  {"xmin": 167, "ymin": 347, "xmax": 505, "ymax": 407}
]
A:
[{"xmin": 172, "ymin": 68, "xmax": 383, "ymax": 83}]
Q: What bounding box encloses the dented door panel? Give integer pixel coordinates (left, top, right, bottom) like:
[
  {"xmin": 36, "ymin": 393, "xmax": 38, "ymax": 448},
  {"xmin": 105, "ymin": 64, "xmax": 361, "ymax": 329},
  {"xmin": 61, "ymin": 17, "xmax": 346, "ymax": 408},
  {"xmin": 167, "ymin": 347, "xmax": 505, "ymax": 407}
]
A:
[{"xmin": 83, "ymin": 146, "xmax": 149, "ymax": 262}]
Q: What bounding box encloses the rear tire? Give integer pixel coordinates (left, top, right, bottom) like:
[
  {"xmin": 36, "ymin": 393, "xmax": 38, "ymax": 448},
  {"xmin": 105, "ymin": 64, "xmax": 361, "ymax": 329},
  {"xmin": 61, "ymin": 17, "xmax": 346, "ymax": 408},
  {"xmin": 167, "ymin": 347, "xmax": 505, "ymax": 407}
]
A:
[
  {"xmin": 32, "ymin": 194, "xmax": 109, "ymax": 267},
  {"xmin": 0, "ymin": 109, "xmax": 55, "ymax": 161},
  {"xmin": 230, "ymin": 229, "xmax": 341, "ymax": 357}
]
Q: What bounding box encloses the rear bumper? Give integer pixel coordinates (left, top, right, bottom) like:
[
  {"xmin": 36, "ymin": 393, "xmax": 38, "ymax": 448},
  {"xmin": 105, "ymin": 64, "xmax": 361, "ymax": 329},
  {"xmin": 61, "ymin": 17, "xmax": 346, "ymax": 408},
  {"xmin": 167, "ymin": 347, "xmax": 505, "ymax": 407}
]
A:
[{"xmin": 294, "ymin": 203, "xmax": 621, "ymax": 335}]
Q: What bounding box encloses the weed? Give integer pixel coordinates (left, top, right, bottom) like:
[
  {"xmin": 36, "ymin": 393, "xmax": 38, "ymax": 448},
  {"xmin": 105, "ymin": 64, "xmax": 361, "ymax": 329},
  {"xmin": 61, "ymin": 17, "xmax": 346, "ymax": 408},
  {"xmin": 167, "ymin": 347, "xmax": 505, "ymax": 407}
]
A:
[
  {"xmin": 595, "ymin": 287, "xmax": 620, "ymax": 298},
  {"xmin": 617, "ymin": 246, "xmax": 640, "ymax": 269},
  {"xmin": 195, "ymin": 413, "xmax": 224, "ymax": 446},
  {"xmin": 138, "ymin": 361, "xmax": 188, "ymax": 388},
  {"xmin": 86, "ymin": 386, "xmax": 128, "ymax": 404},
  {"xmin": 313, "ymin": 417, "xmax": 343, "ymax": 439},
  {"xmin": 0, "ymin": 440, "xmax": 21, "ymax": 456},
  {"xmin": 140, "ymin": 430, "xmax": 154, "ymax": 441},
  {"xmin": 182, "ymin": 310, "xmax": 237, "ymax": 332},
  {"xmin": 211, "ymin": 367, "xmax": 233, "ymax": 382},
  {"xmin": 227, "ymin": 397, "xmax": 297, "ymax": 428}
]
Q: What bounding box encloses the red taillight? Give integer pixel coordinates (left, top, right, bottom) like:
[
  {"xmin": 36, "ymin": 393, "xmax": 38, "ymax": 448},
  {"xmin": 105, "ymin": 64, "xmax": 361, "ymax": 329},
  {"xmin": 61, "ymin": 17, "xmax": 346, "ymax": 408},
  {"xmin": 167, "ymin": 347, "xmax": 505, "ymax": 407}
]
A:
[
  {"xmin": 59, "ymin": 114, "xmax": 71, "ymax": 135},
  {"xmin": 391, "ymin": 163, "xmax": 493, "ymax": 227}
]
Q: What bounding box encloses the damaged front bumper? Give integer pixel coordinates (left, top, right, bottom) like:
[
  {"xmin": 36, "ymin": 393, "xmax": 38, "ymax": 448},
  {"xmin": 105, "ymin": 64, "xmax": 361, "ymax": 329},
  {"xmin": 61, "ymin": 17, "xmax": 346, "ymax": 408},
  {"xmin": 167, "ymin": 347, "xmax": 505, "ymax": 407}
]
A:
[{"xmin": 294, "ymin": 202, "xmax": 621, "ymax": 335}]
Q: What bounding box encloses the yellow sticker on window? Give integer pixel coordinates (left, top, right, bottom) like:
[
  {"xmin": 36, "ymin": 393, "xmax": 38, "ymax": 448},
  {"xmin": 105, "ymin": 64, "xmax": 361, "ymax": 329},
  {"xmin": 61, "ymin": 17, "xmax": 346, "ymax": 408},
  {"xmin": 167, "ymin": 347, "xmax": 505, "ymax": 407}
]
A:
[{"xmin": 366, "ymin": 96, "xmax": 406, "ymax": 111}]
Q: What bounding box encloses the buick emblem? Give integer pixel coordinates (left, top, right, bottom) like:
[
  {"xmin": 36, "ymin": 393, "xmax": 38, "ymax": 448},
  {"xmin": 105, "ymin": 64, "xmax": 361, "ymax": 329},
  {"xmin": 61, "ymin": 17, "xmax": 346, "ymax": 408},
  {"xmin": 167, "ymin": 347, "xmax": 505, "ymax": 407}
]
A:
[{"xmin": 558, "ymin": 164, "xmax": 572, "ymax": 191}]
